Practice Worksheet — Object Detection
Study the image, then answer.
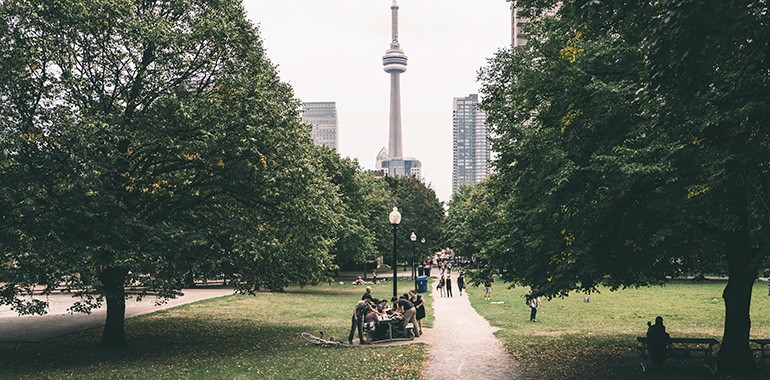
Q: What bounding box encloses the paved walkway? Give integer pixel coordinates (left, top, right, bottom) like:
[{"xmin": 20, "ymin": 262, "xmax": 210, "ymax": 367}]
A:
[
  {"xmin": 0, "ymin": 288, "xmax": 233, "ymax": 342},
  {"xmin": 421, "ymin": 271, "xmax": 521, "ymax": 380}
]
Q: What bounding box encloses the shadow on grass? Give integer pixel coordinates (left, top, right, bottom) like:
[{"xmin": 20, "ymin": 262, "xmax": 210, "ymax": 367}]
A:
[
  {"xmin": 0, "ymin": 316, "xmax": 310, "ymax": 374},
  {"xmin": 508, "ymin": 333, "xmax": 770, "ymax": 380}
]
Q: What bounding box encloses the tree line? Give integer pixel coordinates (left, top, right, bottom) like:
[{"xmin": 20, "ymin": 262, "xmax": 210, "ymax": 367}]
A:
[{"xmin": 0, "ymin": 0, "xmax": 443, "ymax": 348}]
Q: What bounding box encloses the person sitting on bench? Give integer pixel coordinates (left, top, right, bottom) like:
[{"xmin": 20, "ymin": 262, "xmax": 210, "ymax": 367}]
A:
[{"xmin": 646, "ymin": 316, "xmax": 671, "ymax": 369}]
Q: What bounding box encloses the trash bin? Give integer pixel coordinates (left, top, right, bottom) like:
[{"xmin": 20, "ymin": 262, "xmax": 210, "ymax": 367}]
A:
[
  {"xmin": 417, "ymin": 265, "xmax": 424, "ymax": 277},
  {"xmin": 416, "ymin": 276, "xmax": 429, "ymax": 293}
]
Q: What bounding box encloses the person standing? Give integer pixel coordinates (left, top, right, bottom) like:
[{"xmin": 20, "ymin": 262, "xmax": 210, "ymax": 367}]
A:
[
  {"xmin": 483, "ymin": 279, "xmax": 493, "ymax": 301},
  {"xmin": 438, "ymin": 274, "xmax": 446, "ymax": 297},
  {"xmin": 445, "ymin": 275, "xmax": 453, "ymax": 297},
  {"xmin": 393, "ymin": 296, "xmax": 419, "ymax": 337},
  {"xmin": 527, "ymin": 295, "xmax": 541, "ymax": 322},
  {"xmin": 457, "ymin": 273, "xmax": 465, "ymax": 296},
  {"xmin": 409, "ymin": 290, "xmax": 426, "ymax": 335},
  {"xmin": 362, "ymin": 286, "xmax": 373, "ymax": 301},
  {"xmin": 348, "ymin": 299, "xmax": 370, "ymax": 344}
]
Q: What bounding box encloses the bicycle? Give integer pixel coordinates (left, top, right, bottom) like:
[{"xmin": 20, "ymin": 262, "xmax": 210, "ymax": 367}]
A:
[{"xmin": 301, "ymin": 332, "xmax": 348, "ymax": 348}]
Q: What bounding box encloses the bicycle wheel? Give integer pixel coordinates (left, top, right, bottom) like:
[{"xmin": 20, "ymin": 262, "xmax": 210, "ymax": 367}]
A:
[{"xmin": 301, "ymin": 332, "xmax": 324, "ymax": 345}]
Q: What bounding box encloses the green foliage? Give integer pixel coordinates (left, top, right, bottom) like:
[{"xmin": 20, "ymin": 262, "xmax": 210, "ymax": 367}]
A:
[
  {"xmin": 312, "ymin": 146, "xmax": 395, "ymax": 269},
  {"xmin": 478, "ymin": 0, "xmax": 769, "ymax": 369},
  {"xmin": 384, "ymin": 176, "xmax": 445, "ymax": 264},
  {"xmin": 0, "ymin": 0, "xmax": 339, "ymax": 338}
]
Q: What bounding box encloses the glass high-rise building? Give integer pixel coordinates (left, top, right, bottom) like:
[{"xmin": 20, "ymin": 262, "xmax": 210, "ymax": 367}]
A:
[
  {"xmin": 301, "ymin": 102, "xmax": 339, "ymax": 151},
  {"xmin": 452, "ymin": 94, "xmax": 490, "ymax": 193}
]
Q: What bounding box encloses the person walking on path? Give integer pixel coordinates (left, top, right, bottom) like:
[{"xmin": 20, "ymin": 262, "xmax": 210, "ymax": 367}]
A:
[
  {"xmin": 438, "ymin": 275, "xmax": 446, "ymax": 297},
  {"xmin": 527, "ymin": 295, "xmax": 541, "ymax": 322},
  {"xmin": 445, "ymin": 275, "xmax": 453, "ymax": 297},
  {"xmin": 457, "ymin": 273, "xmax": 465, "ymax": 296}
]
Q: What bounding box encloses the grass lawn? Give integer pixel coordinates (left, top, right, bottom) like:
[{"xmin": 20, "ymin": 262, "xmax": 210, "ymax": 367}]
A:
[
  {"xmin": 0, "ymin": 279, "xmax": 428, "ymax": 379},
  {"xmin": 468, "ymin": 279, "xmax": 770, "ymax": 379}
]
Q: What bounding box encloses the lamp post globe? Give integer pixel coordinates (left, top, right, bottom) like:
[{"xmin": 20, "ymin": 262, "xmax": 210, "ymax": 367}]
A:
[{"xmin": 389, "ymin": 207, "xmax": 401, "ymax": 298}]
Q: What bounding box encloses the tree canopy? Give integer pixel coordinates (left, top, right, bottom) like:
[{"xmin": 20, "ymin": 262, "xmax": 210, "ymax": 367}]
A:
[
  {"xmin": 466, "ymin": 0, "xmax": 769, "ymax": 372},
  {"xmin": 0, "ymin": 0, "xmax": 340, "ymax": 347}
]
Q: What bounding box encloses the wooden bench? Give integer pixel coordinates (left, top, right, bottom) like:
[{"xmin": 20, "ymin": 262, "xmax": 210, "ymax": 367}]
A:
[
  {"xmin": 750, "ymin": 339, "xmax": 770, "ymax": 367},
  {"xmin": 637, "ymin": 337, "xmax": 719, "ymax": 374}
]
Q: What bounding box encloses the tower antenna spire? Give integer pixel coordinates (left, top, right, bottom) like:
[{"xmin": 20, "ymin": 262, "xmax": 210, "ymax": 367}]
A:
[{"xmin": 382, "ymin": 0, "xmax": 408, "ymax": 174}]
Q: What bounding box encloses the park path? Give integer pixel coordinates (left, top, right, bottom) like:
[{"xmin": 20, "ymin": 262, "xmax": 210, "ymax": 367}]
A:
[
  {"xmin": 421, "ymin": 271, "xmax": 521, "ymax": 380},
  {"xmin": 0, "ymin": 287, "xmax": 233, "ymax": 342}
]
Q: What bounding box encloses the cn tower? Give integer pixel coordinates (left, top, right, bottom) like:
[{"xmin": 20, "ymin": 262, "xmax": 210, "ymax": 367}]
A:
[{"xmin": 383, "ymin": 0, "xmax": 408, "ymax": 176}]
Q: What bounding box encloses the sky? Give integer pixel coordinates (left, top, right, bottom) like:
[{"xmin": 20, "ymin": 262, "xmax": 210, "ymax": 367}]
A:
[{"xmin": 242, "ymin": 1, "xmax": 512, "ymax": 202}]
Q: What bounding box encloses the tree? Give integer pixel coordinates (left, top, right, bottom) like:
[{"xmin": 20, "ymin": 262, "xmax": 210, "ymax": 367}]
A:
[
  {"xmin": 384, "ymin": 176, "xmax": 444, "ymax": 265},
  {"xmin": 476, "ymin": 0, "xmax": 769, "ymax": 372},
  {"xmin": 312, "ymin": 147, "xmax": 394, "ymax": 271},
  {"xmin": 444, "ymin": 182, "xmax": 499, "ymax": 263},
  {"xmin": 0, "ymin": 0, "xmax": 338, "ymax": 348}
]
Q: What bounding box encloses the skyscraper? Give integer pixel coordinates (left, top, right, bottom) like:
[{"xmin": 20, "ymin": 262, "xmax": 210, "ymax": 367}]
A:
[
  {"xmin": 376, "ymin": 0, "xmax": 420, "ymax": 177},
  {"xmin": 301, "ymin": 102, "xmax": 339, "ymax": 151},
  {"xmin": 511, "ymin": 4, "xmax": 528, "ymax": 48},
  {"xmin": 452, "ymin": 94, "xmax": 490, "ymax": 192}
]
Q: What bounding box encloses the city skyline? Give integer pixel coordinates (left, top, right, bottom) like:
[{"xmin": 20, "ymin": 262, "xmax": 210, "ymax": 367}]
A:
[{"xmin": 243, "ymin": 1, "xmax": 512, "ymax": 202}]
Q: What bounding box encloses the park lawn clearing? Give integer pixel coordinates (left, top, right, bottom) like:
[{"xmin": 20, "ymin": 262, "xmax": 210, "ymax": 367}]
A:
[
  {"xmin": 468, "ymin": 280, "xmax": 770, "ymax": 379},
  {"xmin": 0, "ymin": 281, "xmax": 426, "ymax": 379}
]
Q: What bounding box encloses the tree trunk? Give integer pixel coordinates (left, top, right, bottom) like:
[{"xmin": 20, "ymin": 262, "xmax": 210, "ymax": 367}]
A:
[
  {"xmin": 717, "ymin": 177, "xmax": 757, "ymax": 373},
  {"xmin": 99, "ymin": 267, "xmax": 128, "ymax": 348},
  {"xmin": 718, "ymin": 269, "xmax": 755, "ymax": 373}
]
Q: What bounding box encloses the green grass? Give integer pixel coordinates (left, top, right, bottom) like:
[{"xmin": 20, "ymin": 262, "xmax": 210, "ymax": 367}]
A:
[
  {"xmin": 0, "ymin": 280, "xmax": 427, "ymax": 379},
  {"xmin": 468, "ymin": 280, "xmax": 770, "ymax": 379}
]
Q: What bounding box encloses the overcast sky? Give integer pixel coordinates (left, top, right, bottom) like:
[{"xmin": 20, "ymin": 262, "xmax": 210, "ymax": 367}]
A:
[{"xmin": 243, "ymin": 1, "xmax": 512, "ymax": 202}]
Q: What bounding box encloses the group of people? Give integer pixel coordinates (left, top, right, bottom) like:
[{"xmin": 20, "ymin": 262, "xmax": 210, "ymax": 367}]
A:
[
  {"xmin": 348, "ymin": 286, "xmax": 426, "ymax": 344},
  {"xmin": 436, "ymin": 272, "xmax": 465, "ymax": 297}
]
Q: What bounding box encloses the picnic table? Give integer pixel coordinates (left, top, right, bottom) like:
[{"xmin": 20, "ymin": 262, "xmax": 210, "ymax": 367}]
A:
[{"xmin": 637, "ymin": 336, "xmax": 719, "ymax": 374}]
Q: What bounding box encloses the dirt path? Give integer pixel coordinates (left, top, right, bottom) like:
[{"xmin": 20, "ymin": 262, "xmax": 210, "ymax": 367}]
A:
[{"xmin": 421, "ymin": 271, "xmax": 521, "ymax": 379}]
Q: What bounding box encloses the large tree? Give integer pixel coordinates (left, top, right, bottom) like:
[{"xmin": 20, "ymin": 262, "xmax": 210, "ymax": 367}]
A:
[
  {"xmin": 476, "ymin": 0, "xmax": 769, "ymax": 372},
  {"xmin": 0, "ymin": 0, "xmax": 338, "ymax": 347}
]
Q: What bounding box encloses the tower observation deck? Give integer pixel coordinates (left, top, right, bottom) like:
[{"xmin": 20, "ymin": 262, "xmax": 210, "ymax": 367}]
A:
[{"xmin": 382, "ymin": 0, "xmax": 408, "ymax": 175}]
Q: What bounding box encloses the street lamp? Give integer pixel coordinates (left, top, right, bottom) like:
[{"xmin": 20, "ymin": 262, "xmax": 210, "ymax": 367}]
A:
[
  {"xmin": 389, "ymin": 207, "xmax": 401, "ymax": 298},
  {"xmin": 410, "ymin": 232, "xmax": 417, "ymax": 291}
]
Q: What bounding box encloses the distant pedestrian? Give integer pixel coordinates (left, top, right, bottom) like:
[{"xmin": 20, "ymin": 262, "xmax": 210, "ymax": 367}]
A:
[
  {"xmin": 446, "ymin": 275, "xmax": 453, "ymax": 297},
  {"xmin": 527, "ymin": 295, "xmax": 541, "ymax": 322},
  {"xmin": 372, "ymin": 270, "xmax": 377, "ymax": 284},
  {"xmin": 484, "ymin": 279, "xmax": 493, "ymax": 301},
  {"xmin": 438, "ymin": 275, "xmax": 446, "ymax": 297},
  {"xmin": 457, "ymin": 273, "xmax": 465, "ymax": 295}
]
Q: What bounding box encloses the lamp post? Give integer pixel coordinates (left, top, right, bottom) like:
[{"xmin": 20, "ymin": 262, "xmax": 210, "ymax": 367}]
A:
[
  {"xmin": 389, "ymin": 207, "xmax": 401, "ymax": 298},
  {"xmin": 410, "ymin": 232, "xmax": 417, "ymax": 291}
]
